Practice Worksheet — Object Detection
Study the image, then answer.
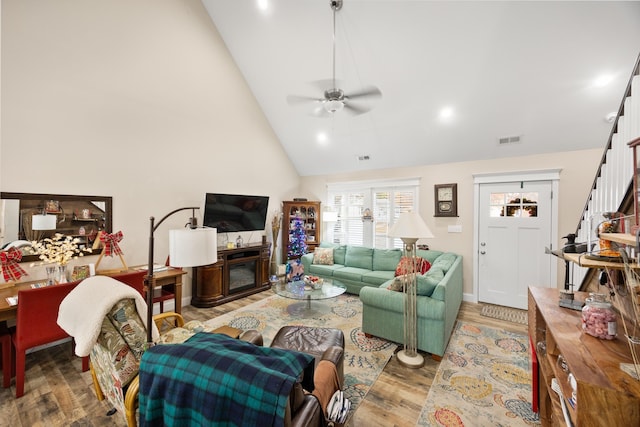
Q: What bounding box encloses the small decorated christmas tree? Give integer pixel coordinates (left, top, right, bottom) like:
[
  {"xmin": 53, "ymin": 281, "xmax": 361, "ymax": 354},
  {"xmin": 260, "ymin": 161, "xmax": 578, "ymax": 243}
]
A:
[{"xmin": 287, "ymin": 215, "xmax": 308, "ymax": 259}]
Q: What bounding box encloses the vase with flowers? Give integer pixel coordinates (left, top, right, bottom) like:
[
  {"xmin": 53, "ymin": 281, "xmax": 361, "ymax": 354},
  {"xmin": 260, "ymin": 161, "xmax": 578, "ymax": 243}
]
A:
[{"xmin": 30, "ymin": 233, "xmax": 92, "ymax": 283}]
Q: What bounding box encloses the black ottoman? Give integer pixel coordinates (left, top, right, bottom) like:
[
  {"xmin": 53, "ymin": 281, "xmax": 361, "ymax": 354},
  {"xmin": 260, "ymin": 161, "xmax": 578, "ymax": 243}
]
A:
[{"xmin": 270, "ymin": 325, "xmax": 345, "ymax": 386}]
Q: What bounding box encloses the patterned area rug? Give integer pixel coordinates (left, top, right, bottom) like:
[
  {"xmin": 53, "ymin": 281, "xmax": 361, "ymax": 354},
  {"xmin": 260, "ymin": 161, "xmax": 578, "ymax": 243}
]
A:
[
  {"xmin": 203, "ymin": 293, "xmax": 397, "ymax": 422},
  {"xmin": 481, "ymin": 304, "xmax": 528, "ymax": 325},
  {"xmin": 417, "ymin": 322, "xmax": 540, "ymax": 426}
]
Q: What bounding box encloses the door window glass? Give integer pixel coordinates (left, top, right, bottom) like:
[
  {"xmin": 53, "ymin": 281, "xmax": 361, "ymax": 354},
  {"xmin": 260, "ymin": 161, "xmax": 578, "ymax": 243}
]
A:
[{"xmin": 489, "ymin": 192, "xmax": 539, "ymax": 217}]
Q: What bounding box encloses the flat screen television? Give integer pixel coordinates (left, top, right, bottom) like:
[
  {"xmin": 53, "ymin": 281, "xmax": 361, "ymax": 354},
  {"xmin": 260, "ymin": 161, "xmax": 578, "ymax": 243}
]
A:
[{"xmin": 203, "ymin": 193, "xmax": 269, "ymax": 233}]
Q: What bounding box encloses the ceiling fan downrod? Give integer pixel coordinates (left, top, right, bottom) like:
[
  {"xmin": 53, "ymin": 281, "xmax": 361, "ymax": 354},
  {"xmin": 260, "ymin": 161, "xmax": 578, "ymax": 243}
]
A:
[
  {"xmin": 330, "ymin": 0, "xmax": 342, "ymax": 91},
  {"xmin": 326, "ymin": 0, "xmax": 344, "ymax": 113}
]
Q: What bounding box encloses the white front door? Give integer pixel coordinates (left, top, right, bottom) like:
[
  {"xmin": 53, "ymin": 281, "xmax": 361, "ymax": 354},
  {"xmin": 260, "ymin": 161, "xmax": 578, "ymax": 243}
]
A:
[{"xmin": 478, "ymin": 180, "xmax": 553, "ymax": 309}]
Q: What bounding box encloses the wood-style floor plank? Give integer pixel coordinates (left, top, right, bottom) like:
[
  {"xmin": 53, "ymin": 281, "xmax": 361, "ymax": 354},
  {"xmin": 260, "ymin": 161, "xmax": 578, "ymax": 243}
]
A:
[{"xmin": 0, "ymin": 290, "xmax": 527, "ymax": 426}]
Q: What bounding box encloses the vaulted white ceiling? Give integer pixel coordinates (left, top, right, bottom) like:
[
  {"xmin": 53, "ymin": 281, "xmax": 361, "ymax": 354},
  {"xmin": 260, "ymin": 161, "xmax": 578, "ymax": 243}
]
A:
[{"xmin": 202, "ymin": 0, "xmax": 640, "ymax": 176}]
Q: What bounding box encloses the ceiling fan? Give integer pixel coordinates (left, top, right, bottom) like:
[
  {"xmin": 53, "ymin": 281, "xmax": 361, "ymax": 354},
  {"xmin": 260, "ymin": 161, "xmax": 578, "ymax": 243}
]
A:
[{"xmin": 286, "ymin": 0, "xmax": 382, "ymax": 117}]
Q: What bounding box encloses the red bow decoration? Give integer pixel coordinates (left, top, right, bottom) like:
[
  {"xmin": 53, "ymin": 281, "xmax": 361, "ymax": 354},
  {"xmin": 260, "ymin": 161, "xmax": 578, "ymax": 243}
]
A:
[
  {"xmin": 100, "ymin": 231, "xmax": 124, "ymax": 257},
  {"xmin": 0, "ymin": 247, "xmax": 28, "ymax": 282}
]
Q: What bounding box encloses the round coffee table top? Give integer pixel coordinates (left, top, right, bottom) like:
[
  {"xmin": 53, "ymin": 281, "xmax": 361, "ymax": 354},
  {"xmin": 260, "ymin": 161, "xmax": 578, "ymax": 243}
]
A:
[{"xmin": 272, "ymin": 277, "xmax": 346, "ymax": 301}]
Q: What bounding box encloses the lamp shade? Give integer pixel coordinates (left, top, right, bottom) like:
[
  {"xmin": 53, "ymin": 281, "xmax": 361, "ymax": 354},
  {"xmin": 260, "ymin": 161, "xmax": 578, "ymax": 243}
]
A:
[
  {"xmin": 31, "ymin": 214, "xmax": 57, "ymax": 231},
  {"xmin": 169, "ymin": 227, "xmax": 217, "ymax": 267},
  {"xmin": 388, "ymin": 212, "xmax": 434, "ymax": 239}
]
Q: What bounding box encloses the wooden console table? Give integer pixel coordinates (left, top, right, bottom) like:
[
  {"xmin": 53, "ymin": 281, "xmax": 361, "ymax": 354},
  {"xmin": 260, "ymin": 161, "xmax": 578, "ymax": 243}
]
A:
[
  {"xmin": 529, "ymin": 286, "xmax": 640, "ymax": 426},
  {"xmin": 0, "ymin": 267, "xmax": 186, "ymax": 322},
  {"xmin": 191, "ymin": 243, "xmax": 270, "ymax": 307}
]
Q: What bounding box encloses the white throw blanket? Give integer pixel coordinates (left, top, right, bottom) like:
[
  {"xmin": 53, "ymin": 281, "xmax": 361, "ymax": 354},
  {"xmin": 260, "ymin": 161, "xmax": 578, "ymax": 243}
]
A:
[{"xmin": 57, "ymin": 275, "xmax": 160, "ymax": 357}]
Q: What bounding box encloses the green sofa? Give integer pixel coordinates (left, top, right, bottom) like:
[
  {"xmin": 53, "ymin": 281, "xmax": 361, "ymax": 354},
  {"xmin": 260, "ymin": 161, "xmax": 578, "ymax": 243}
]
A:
[
  {"xmin": 360, "ymin": 251, "xmax": 463, "ymax": 357},
  {"xmin": 302, "ymin": 243, "xmax": 463, "ymax": 356},
  {"xmin": 300, "ymin": 243, "xmax": 403, "ymax": 295}
]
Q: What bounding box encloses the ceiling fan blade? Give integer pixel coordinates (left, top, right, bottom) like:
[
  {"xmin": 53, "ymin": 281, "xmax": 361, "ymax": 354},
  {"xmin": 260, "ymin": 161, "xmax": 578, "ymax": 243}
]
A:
[
  {"xmin": 343, "ymin": 102, "xmax": 371, "ymax": 116},
  {"xmin": 286, "ymin": 94, "xmax": 323, "ymax": 106},
  {"xmin": 345, "ymin": 85, "xmax": 382, "ymax": 100}
]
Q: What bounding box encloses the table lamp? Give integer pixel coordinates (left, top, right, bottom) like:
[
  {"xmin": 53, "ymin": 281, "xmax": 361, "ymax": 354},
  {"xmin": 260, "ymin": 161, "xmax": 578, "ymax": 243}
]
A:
[
  {"xmin": 388, "ymin": 211, "xmax": 434, "ymax": 368},
  {"xmin": 31, "ymin": 213, "xmax": 56, "ymax": 230},
  {"xmin": 146, "ymin": 207, "xmax": 217, "ymax": 345}
]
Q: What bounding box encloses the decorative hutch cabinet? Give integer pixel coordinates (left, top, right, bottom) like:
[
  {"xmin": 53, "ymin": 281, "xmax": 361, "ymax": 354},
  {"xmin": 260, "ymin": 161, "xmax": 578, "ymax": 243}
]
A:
[{"xmin": 281, "ymin": 201, "xmax": 321, "ymax": 261}]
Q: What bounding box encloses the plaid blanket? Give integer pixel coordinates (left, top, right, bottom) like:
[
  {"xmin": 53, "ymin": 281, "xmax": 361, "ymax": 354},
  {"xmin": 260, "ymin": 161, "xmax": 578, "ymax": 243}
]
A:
[{"xmin": 138, "ymin": 332, "xmax": 315, "ymax": 427}]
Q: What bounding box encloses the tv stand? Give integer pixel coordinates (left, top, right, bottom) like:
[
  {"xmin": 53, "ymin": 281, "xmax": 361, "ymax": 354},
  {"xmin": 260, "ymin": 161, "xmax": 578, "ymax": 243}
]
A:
[{"xmin": 191, "ymin": 243, "xmax": 270, "ymax": 307}]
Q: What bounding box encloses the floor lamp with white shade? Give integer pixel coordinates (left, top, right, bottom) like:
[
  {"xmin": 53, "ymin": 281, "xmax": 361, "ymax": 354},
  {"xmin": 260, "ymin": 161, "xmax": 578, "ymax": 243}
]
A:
[
  {"xmin": 146, "ymin": 207, "xmax": 217, "ymax": 346},
  {"xmin": 388, "ymin": 211, "xmax": 434, "ymax": 368}
]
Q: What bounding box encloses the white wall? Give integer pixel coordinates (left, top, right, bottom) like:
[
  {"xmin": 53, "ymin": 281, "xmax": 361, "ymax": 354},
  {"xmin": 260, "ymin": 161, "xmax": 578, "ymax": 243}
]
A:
[
  {"xmin": 0, "ymin": 0, "xmax": 301, "ymax": 299},
  {"xmin": 0, "ymin": 0, "xmax": 609, "ymax": 307},
  {"xmin": 300, "ymin": 148, "xmax": 603, "ymax": 298}
]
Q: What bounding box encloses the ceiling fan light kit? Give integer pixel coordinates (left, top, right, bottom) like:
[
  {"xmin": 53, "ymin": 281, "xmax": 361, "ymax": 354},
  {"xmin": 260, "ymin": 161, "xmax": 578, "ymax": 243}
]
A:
[
  {"xmin": 287, "ymin": 0, "xmax": 381, "ymax": 117},
  {"xmin": 325, "ymin": 99, "xmax": 344, "ymax": 113}
]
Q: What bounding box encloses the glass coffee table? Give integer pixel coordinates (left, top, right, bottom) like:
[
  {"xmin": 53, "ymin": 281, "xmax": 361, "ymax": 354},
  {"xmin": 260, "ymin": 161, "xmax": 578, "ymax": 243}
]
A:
[{"xmin": 272, "ymin": 277, "xmax": 347, "ymax": 316}]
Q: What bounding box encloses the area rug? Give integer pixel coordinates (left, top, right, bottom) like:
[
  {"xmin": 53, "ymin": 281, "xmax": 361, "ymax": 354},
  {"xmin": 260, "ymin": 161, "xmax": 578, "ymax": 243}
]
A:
[
  {"xmin": 417, "ymin": 322, "xmax": 540, "ymax": 426},
  {"xmin": 202, "ymin": 293, "xmax": 397, "ymax": 422},
  {"xmin": 481, "ymin": 304, "xmax": 528, "ymax": 325}
]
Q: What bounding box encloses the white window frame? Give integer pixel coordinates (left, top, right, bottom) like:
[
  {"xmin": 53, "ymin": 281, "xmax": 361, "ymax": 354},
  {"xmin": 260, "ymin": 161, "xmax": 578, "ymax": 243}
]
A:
[{"xmin": 326, "ymin": 178, "xmax": 420, "ymax": 248}]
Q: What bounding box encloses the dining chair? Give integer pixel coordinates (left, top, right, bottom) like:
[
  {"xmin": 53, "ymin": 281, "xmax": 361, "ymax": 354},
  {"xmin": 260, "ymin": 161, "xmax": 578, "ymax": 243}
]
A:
[
  {"xmin": 11, "ymin": 281, "xmax": 89, "ymax": 397},
  {"xmin": 110, "ymin": 270, "xmax": 146, "ymax": 297},
  {"xmin": 1, "ymin": 326, "xmax": 10, "ymax": 388},
  {"xmin": 111, "ymin": 269, "xmax": 174, "ymax": 312}
]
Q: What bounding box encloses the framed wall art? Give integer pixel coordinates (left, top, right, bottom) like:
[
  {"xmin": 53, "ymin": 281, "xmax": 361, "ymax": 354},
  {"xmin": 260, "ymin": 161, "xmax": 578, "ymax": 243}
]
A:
[{"xmin": 434, "ymin": 183, "xmax": 458, "ymax": 217}]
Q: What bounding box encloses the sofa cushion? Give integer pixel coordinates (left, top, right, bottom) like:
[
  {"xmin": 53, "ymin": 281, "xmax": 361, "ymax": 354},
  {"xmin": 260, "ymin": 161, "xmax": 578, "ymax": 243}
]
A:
[
  {"xmin": 416, "ymin": 249, "xmax": 443, "ymax": 264},
  {"xmin": 372, "ymin": 249, "xmax": 402, "ymax": 271},
  {"xmin": 334, "ymin": 267, "xmax": 370, "ymax": 282},
  {"xmin": 345, "ymin": 247, "xmax": 373, "ymax": 270},
  {"xmin": 362, "ymin": 270, "xmax": 396, "ymax": 286},
  {"xmin": 307, "ymin": 263, "xmax": 344, "ymax": 276},
  {"xmin": 417, "ymin": 266, "xmax": 444, "ymax": 296},
  {"xmin": 313, "ymin": 248, "xmax": 334, "ymax": 265},
  {"xmin": 431, "ymin": 252, "xmax": 457, "ymax": 273},
  {"xmin": 320, "ymin": 242, "xmax": 339, "ymax": 248}
]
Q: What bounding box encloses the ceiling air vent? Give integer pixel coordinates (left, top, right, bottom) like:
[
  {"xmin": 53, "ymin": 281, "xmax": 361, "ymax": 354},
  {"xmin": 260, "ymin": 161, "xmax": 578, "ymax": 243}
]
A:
[{"xmin": 498, "ymin": 135, "xmax": 522, "ymax": 145}]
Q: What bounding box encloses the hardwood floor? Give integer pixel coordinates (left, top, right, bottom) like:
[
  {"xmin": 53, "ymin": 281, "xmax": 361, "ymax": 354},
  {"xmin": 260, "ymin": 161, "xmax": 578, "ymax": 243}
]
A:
[{"xmin": 0, "ymin": 291, "xmax": 526, "ymax": 427}]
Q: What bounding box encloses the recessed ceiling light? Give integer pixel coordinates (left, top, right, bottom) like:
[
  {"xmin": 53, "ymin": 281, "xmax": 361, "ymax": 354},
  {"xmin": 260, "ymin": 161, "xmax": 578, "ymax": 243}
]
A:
[
  {"xmin": 439, "ymin": 107, "xmax": 454, "ymax": 120},
  {"xmin": 256, "ymin": 0, "xmax": 269, "ymax": 11},
  {"xmin": 593, "ymin": 74, "xmax": 614, "ymax": 88},
  {"xmin": 317, "ymin": 132, "xmax": 328, "ymax": 144}
]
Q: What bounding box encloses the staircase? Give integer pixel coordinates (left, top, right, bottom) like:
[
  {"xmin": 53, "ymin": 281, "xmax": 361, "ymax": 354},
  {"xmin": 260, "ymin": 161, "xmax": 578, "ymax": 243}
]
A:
[{"xmin": 573, "ymin": 53, "xmax": 640, "ymax": 289}]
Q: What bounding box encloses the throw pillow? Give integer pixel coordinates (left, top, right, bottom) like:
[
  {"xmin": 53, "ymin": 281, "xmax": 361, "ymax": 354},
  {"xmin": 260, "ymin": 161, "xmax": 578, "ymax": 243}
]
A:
[
  {"xmin": 417, "ymin": 266, "xmax": 444, "ymax": 296},
  {"xmin": 313, "ymin": 248, "xmax": 334, "ymax": 265},
  {"xmin": 394, "ymin": 256, "xmax": 431, "ymax": 276},
  {"xmin": 386, "ymin": 275, "xmax": 406, "ymax": 292}
]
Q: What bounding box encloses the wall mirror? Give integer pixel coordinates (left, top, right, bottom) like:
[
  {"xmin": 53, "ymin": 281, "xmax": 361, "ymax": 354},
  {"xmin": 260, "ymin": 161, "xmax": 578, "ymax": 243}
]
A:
[{"xmin": 0, "ymin": 192, "xmax": 113, "ymax": 262}]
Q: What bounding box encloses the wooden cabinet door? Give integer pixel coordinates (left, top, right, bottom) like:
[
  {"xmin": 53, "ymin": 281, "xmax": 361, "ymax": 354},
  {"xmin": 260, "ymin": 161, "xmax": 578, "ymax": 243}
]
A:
[
  {"xmin": 191, "ymin": 262, "xmax": 224, "ymax": 307},
  {"xmin": 260, "ymin": 247, "xmax": 270, "ymax": 285}
]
